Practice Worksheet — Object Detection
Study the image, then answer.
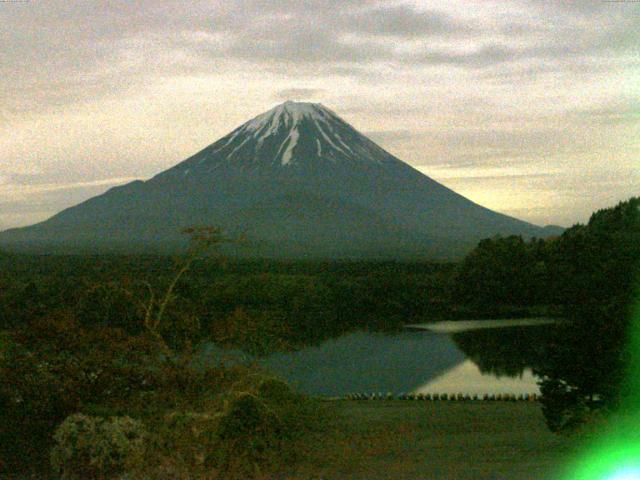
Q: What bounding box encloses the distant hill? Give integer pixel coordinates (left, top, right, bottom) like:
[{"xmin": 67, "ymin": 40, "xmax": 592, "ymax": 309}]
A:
[{"xmin": 0, "ymin": 101, "xmax": 562, "ymax": 259}]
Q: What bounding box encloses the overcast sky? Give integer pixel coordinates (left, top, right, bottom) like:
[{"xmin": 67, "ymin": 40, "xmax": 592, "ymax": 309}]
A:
[{"xmin": 1, "ymin": 0, "xmax": 638, "ymax": 230}]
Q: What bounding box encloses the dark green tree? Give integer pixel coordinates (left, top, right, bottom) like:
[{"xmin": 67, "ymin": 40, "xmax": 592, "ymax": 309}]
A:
[{"xmin": 537, "ymin": 197, "xmax": 640, "ymax": 430}]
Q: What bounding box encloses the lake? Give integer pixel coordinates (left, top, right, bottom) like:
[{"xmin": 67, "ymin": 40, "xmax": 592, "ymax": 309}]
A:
[{"xmin": 200, "ymin": 320, "xmax": 559, "ymax": 397}]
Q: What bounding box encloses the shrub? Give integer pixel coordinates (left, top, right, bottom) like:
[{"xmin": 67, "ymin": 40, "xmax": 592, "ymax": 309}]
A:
[
  {"xmin": 538, "ymin": 377, "xmax": 590, "ymax": 432},
  {"xmin": 152, "ymin": 410, "xmax": 219, "ymax": 473},
  {"xmin": 50, "ymin": 414, "xmax": 146, "ymax": 479},
  {"xmin": 257, "ymin": 378, "xmax": 321, "ymax": 440},
  {"xmin": 210, "ymin": 393, "xmax": 284, "ymax": 478},
  {"xmin": 0, "ymin": 315, "xmax": 160, "ymax": 474},
  {"xmin": 257, "ymin": 378, "xmax": 295, "ymax": 403}
]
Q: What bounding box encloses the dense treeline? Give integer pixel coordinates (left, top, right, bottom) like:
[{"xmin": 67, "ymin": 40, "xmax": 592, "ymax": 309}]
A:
[
  {"xmin": 452, "ymin": 236, "xmax": 555, "ymax": 313},
  {"xmin": 453, "ymin": 198, "xmax": 639, "ymax": 320},
  {"xmin": 0, "ymin": 257, "xmax": 455, "ymax": 354},
  {"xmin": 454, "ymin": 197, "xmax": 640, "ymax": 430}
]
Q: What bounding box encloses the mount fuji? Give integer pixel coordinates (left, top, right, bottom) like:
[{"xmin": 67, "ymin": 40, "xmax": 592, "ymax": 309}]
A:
[{"xmin": 0, "ymin": 101, "xmax": 561, "ymax": 258}]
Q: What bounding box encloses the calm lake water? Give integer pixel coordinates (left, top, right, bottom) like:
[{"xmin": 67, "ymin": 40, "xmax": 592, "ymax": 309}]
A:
[{"xmin": 201, "ymin": 320, "xmax": 558, "ymax": 397}]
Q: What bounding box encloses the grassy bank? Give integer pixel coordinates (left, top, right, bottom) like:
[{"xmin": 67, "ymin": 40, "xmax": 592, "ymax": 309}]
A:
[{"xmin": 286, "ymin": 400, "xmax": 577, "ymax": 480}]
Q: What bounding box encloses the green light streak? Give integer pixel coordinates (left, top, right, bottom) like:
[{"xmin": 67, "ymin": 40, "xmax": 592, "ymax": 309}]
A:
[
  {"xmin": 607, "ymin": 468, "xmax": 640, "ymax": 480},
  {"xmin": 563, "ymin": 290, "xmax": 640, "ymax": 480}
]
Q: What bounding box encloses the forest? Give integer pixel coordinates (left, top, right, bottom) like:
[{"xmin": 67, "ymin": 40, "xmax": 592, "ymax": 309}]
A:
[
  {"xmin": 455, "ymin": 197, "xmax": 640, "ymax": 431},
  {"xmin": 0, "ymin": 197, "xmax": 638, "ymax": 478}
]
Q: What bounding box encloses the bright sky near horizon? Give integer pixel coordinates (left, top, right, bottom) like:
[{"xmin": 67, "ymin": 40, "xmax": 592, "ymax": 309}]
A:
[{"xmin": 1, "ymin": 0, "xmax": 638, "ymax": 230}]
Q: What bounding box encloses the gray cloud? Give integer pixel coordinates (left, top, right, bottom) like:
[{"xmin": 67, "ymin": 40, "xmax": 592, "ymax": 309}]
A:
[
  {"xmin": 208, "ymin": 1, "xmax": 637, "ymax": 69},
  {"xmin": 527, "ymin": 0, "xmax": 624, "ymax": 16},
  {"xmin": 342, "ymin": 5, "xmax": 477, "ymax": 38},
  {"xmin": 226, "ymin": 30, "xmax": 386, "ymax": 64},
  {"xmin": 274, "ymin": 88, "xmax": 326, "ymax": 101},
  {"xmin": 364, "ymin": 130, "xmax": 423, "ymax": 144},
  {"xmin": 409, "ymin": 44, "xmax": 517, "ymax": 68},
  {"xmin": 2, "ymin": 172, "xmax": 45, "ymax": 186},
  {"xmin": 3, "ymin": 0, "xmax": 638, "ymax": 113},
  {"xmin": 399, "ymin": 124, "xmax": 603, "ymax": 169},
  {"xmin": 569, "ymin": 100, "xmax": 640, "ymax": 126}
]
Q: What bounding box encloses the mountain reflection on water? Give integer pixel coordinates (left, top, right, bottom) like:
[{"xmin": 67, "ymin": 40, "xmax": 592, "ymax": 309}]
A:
[{"xmin": 200, "ymin": 321, "xmax": 560, "ymax": 397}]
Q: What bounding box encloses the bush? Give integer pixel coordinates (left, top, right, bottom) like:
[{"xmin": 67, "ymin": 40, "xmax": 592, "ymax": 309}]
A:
[
  {"xmin": 257, "ymin": 378, "xmax": 320, "ymax": 441},
  {"xmin": 210, "ymin": 393, "xmax": 284, "ymax": 478},
  {"xmin": 50, "ymin": 414, "xmax": 146, "ymax": 479},
  {"xmin": 0, "ymin": 315, "xmax": 163, "ymax": 474},
  {"xmin": 151, "ymin": 410, "xmax": 219, "ymax": 474},
  {"xmin": 0, "ymin": 301, "xmax": 325, "ymax": 478},
  {"xmin": 257, "ymin": 378, "xmax": 295, "ymax": 402}
]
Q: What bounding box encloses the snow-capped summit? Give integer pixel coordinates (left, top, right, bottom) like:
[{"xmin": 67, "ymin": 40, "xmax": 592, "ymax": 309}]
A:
[
  {"xmin": 245, "ymin": 101, "xmax": 330, "ymax": 130},
  {"xmin": 160, "ymin": 101, "xmax": 393, "ymax": 176},
  {"xmin": 241, "ymin": 102, "xmax": 333, "ymax": 165},
  {"xmin": 0, "ymin": 102, "xmax": 562, "ymax": 258}
]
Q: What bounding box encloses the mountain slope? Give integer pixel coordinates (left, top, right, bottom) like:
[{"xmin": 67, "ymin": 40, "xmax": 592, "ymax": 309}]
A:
[{"xmin": 0, "ymin": 101, "xmax": 561, "ymax": 258}]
